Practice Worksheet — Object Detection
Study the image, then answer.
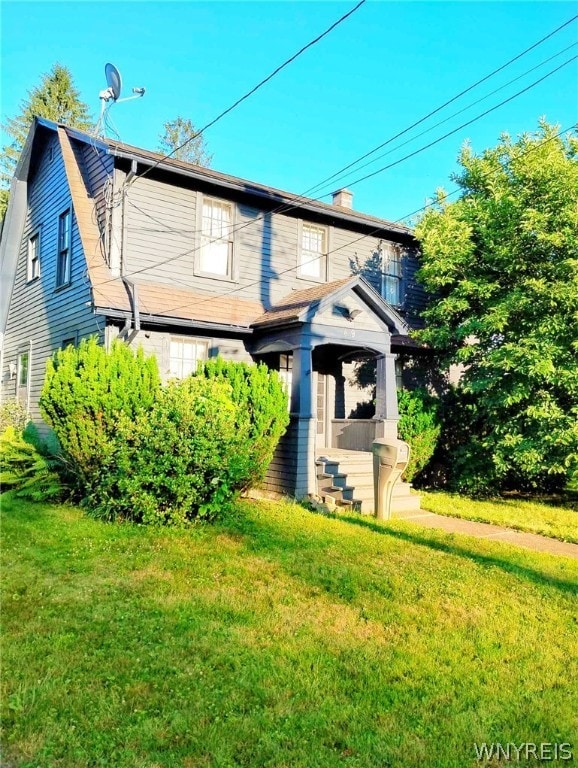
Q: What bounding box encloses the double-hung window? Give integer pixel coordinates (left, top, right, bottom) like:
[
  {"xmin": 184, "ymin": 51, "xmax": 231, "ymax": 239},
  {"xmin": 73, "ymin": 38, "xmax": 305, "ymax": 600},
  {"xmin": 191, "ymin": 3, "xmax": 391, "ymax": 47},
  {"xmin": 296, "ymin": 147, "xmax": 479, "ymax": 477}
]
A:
[
  {"xmin": 382, "ymin": 244, "xmax": 402, "ymax": 306},
  {"xmin": 300, "ymin": 223, "xmax": 327, "ymax": 280},
  {"xmin": 27, "ymin": 232, "xmax": 40, "ymax": 282},
  {"xmin": 169, "ymin": 337, "xmax": 209, "ymax": 378},
  {"xmin": 199, "ymin": 198, "xmax": 233, "ymax": 278},
  {"xmin": 56, "ymin": 209, "xmax": 71, "ymax": 287}
]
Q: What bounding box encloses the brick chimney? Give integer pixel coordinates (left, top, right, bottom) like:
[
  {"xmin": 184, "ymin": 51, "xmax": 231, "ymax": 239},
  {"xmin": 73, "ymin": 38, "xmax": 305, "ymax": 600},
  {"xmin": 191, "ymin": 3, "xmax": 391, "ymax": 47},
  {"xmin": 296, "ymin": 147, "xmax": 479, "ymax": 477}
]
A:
[{"xmin": 331, "ymin": 188, "xmax": 353, "ymax": 209}]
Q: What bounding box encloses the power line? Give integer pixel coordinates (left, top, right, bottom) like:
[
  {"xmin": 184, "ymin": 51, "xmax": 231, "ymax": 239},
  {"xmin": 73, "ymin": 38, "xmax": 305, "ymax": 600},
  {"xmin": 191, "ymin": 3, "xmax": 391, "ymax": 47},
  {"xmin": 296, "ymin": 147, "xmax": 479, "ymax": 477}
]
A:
[
  {"xmin": 124, "ymin": 0, "xmax": 367, "ymax": 190},
  {"xmin": 130, "ymin": 124, "xmax": 576, "ymax": 321},
  {"xmin": 102, "ymin": 53, "xmax": 574, "ymax": 287},
  {"xmin": 336, "ymin": 54, "xmax": 577, "ymax": 190},
  {"xmin": 124, "ymin": 42, "xmax": 578, "ymax": 238},
  {"xmin": 298, "ymin": 13, "xmax": 578, "ymax": 197},
  {"xmin": 306, "ymin": 41, "xmax": 578, "ymax": 198},
  {"xmin": 117, "ymin": 13, "xmax": 578, "ymax": 240}
]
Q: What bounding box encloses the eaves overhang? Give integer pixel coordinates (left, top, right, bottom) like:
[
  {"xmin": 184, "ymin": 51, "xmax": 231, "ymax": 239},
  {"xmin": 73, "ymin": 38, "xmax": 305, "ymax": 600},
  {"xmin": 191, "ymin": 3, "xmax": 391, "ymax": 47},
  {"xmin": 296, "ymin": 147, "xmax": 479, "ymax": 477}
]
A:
[
  {"xmin": 96, "ymin": 307, "xmax": 254, "ymax": 336},
  {"xmin": 108, "ymin": 146, "xmax": 414, "ymax": 242}
]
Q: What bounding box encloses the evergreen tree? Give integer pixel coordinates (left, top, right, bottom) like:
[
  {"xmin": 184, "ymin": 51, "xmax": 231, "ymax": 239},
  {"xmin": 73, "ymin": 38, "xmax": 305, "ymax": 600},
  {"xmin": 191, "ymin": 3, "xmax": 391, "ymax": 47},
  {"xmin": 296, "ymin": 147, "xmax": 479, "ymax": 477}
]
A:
[
  {"xmin": 1, "ymin": 63, "xmax": 93, "ymax": 218},
  {"xmin": 158, "ymin": 116, "xmax": 213, "ymax": 167}
]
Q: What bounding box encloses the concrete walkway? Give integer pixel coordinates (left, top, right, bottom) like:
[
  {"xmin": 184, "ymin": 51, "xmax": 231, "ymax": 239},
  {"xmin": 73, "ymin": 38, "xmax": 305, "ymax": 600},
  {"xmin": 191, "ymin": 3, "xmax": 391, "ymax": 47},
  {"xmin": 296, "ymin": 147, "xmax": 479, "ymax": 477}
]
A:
[{"xmin": 393, "ymin": 509, "xmax": 578, "ymax": 560}]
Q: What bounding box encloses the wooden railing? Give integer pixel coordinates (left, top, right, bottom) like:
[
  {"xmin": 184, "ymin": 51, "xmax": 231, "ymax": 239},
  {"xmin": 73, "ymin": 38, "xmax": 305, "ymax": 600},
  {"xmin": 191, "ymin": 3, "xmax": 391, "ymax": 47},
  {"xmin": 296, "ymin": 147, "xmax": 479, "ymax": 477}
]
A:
[{"xmin": 330, "ymin": 419, "xmax": 378, "ymax": 451}]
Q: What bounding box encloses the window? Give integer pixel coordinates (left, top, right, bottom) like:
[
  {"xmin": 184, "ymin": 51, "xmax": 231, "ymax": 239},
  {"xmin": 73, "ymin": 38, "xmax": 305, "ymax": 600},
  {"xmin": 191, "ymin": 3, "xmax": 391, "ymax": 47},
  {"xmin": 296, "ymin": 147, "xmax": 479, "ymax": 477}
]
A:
[
  {"xmin": 382, "ymin": 244, "xmax": 402, "ymax": 306},
  {"xmin": 56, "ymin": 209, "xmax": 71, "ymax": 287},
  {"xmin": 278, "ymin": 353, "xmax": 293, "ymax": 411},
  {"xmin": 299, "ymin": 223, "xmax": 327, "ymax": 280},
  {"xmin": 18, "ymin": 351, "xmax": 29, "ymax": 388},
  {"xmin": 395, "ymin": 358, "xmax": 403, "ymax": 390},
  {"xmin": 169, "ymin": 338, "xmax": 208, "ymax": 378},
  {"xmin": 61, "ymin": 336, "xmax": 77, "ymax": 350},
  {"xmin": 27, "ymin": 232, "xmax": 40, "ymax": 282},
  {"xmin": 199, "ymin": 198, "xmax": 233, "ymax": 278}
]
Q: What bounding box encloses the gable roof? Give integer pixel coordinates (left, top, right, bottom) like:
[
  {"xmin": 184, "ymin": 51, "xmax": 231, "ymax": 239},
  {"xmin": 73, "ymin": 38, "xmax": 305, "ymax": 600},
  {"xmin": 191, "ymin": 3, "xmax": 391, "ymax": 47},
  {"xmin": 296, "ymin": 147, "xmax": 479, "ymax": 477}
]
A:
[
  {"xmin": 105, "ymin": 138, "xmax": 413, "ymax": 239},
  {"xmin": 252, "ymin": 275, "xmax": 409, "ymax": 334},
  {"xmin": 39, "ymin": 118, "xmax": 413, "ymax": 240}
]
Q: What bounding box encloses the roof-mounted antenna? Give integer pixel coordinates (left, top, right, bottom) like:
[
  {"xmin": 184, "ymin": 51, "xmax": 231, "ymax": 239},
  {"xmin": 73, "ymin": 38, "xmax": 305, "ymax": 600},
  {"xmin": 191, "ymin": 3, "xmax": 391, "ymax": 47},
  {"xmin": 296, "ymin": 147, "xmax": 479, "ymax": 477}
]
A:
[{"xmin": 95, "ymin": 63, "xmax": 145, "ymax": 137}]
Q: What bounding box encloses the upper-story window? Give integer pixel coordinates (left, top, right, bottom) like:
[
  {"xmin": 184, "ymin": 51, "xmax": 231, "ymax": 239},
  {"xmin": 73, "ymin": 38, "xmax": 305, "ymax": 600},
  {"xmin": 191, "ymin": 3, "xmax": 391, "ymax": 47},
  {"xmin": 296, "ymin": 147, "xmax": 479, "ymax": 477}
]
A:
[
  {"xmin": 199, "ymin": 198, "xmax": 234, "ymax": 279},
  {"xmin": 27, "ymin": 232, "xmax": 40, "ymax": 282},
  {"xmin": 382, "ymin": 244, "xmax": 402, "ymax": 306},
  {"xmin": 169, "ymin": 337, "xmax": 209, "ymax": 378},
  {"xmin": 299, "ymin": 222, "xmax": 327, "ymax": 280},
  {"xmin": 56, "ymin": 209, "xmax": 71, "ymax": 287}
]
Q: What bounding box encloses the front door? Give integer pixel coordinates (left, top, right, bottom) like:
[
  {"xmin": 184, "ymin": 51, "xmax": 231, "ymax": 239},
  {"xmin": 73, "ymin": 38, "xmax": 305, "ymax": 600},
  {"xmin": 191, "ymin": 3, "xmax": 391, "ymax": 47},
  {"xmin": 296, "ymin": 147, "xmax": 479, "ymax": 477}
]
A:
[{"xmin": 316, "ymin": 372, "xmax": 329, "ymax": 450}]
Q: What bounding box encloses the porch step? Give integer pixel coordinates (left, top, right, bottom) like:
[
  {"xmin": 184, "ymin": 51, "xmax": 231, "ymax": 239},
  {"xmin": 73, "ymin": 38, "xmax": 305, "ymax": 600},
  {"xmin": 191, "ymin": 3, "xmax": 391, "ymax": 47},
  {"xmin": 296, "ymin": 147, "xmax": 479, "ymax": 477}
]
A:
[{"xmin": 316, "ymin": 451, "xmax": 420, "ymax": 516}]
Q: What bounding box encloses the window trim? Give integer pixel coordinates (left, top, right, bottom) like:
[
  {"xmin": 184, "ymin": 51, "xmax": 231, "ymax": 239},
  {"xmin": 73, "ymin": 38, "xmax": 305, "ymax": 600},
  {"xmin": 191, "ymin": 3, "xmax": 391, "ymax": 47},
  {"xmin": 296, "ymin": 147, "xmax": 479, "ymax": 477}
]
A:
[
  {"xmin": 17, "ymin": 350, "xmax": 30, "ymax": 388},
  {"xmin": 168, "ymin": 336, "xmax": 209, "ymax": 379},
  {"xmin": 27, "ymin": 229, "xmax": 41, "ymax": 283},
  {"xmin": 16, "ymin": 343, "xmax": 32, "ymax": 412},
  {"xmin": 194, "ymin": 194, "xmax": 238, "ymax": 282},
  {"xmin": 297, "ymin": 220, "xmax": 328, "ymax": 282},
  {"xmin": 381, "ymin": 242, "xmax": 403, "ymax": 307},
  {"xmin": 56, "ymin": 208, "xmax": 72, "ymax": 289}
]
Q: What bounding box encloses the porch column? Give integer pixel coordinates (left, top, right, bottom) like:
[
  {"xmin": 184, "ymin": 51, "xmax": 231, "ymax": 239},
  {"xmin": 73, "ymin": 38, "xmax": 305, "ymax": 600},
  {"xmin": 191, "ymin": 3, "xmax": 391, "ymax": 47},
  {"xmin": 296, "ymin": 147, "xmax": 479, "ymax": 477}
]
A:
[
  {"xmin": 374, "ymin": 353, "xmax": 399, "ymax": 441},
  {"xmin": 290, "ymin": 345, "xmax": 316, "ymax": 499}
]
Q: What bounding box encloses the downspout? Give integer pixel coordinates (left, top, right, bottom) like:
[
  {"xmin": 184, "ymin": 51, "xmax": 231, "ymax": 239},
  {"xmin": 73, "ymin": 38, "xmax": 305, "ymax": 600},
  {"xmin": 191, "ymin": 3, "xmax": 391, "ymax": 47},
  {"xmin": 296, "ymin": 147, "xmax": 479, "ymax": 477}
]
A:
[
  {"xmin": 121, "ymin": 276, "xmax": 140, "ymax": 344},
  {"xmin": 119, "ymin": 160, "xmax": 139, "ymax": 343}
]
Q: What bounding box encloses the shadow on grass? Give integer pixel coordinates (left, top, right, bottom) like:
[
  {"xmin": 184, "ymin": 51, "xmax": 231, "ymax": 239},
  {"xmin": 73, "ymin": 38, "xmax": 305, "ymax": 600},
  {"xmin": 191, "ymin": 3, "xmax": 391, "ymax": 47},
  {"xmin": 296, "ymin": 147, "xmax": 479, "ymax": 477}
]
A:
[
  {"xmin": 337, "ymin": 512, "xmax": 578, "ymax": 596},
  {"xmin": 227, "ymin": 501, "xmax": 578, "ymax": 599}
]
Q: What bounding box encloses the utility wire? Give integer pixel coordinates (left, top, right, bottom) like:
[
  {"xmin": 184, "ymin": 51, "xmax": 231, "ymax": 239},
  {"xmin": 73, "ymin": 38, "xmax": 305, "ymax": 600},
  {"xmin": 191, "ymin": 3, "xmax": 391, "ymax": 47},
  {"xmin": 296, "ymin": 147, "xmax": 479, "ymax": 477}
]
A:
[
  {"xmin": 117, "ymin": 13, "xmax": 578, "ymax": 237},
  {"xmin": 123, "ymin": 0, "xmax": 367, "ymax": 190},
  {"xmin": 299, "ymin": 13, "xmax": 578, "ymax": 197},
  {"xmin": 124, "ymin": 42, "xmax": 578, "ymax": 237},
  {"xmin": 99, "ymin": 54, "xmax": 574, "ymax": 288},
  {"xmin": 127, "ymin": 124, "xmax": 577, "ymax": 320},
  {"xmin": 306, "ymin": 41, "xmax": 578, "ymax": 198},
  {"xmin": 336, "ymin": 55, "xmax": 577, "ymax": 190}
]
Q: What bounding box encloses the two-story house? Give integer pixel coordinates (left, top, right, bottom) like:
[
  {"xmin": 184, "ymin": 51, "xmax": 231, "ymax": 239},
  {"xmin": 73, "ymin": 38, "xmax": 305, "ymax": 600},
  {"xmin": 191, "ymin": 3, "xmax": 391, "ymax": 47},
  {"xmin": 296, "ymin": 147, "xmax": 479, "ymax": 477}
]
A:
[{"xmin": 0, "ymin": 117, "xmax": 427, "ymax": 509}]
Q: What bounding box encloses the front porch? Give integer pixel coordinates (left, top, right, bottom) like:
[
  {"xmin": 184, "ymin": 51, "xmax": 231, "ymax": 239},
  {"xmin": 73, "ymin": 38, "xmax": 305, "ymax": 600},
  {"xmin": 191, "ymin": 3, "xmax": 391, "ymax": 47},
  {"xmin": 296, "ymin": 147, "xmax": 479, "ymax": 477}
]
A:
[{"xmin": 250, "ymin": 276, "xmax": 413, "ymax": 503}]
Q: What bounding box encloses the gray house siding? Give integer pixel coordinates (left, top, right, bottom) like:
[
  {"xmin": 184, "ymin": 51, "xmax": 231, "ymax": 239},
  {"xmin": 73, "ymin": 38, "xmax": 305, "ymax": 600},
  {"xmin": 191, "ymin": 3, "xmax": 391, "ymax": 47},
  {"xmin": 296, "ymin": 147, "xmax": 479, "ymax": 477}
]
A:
[
  {"xmin": 106, "ymin": 325, "xmax": 252, "ymax": 379},
  {"xmin": 119, "ymin": 174, "xmax": 421, "ymax": 316},
  {"xmin": 1, "ymin": 134, "xmax": 99, "ymax": 423}
]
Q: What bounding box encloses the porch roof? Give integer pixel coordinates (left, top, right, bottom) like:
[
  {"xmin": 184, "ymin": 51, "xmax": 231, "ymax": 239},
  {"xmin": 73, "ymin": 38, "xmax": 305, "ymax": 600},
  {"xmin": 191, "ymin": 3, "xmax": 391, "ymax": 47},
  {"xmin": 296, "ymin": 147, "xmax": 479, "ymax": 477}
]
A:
[{"xmin": 251, "ymin": 275, "xmax": 410, "ymax": 335}]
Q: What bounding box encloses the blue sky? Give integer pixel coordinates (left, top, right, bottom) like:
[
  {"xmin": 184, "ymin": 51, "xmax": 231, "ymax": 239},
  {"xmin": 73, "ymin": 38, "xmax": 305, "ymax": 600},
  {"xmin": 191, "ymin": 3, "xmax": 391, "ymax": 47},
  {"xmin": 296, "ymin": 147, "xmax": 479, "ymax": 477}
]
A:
[{"xmin": 2, "ymin": 1, "xmax": 577, "ymax": 223}]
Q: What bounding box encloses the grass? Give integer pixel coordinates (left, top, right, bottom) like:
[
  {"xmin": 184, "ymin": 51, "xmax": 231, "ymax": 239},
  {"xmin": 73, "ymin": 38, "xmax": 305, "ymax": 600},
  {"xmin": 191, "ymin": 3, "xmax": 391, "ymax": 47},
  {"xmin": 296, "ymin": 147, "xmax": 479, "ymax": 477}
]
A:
[
  {"xmin": 420, "ymin": 491, "xmax": 578, "ymax": 544},
  {"xmin": 1, "ymin": 493, "xmax": 577, "ymax": 768}
]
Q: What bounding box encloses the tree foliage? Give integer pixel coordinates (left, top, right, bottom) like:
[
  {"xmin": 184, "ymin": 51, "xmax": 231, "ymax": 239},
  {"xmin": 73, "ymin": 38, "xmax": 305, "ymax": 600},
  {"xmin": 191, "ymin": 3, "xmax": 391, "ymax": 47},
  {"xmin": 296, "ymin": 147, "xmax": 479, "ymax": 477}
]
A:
[
  {"xmin": 415, "ymin": 121, "xmax": 578, "ymax": 493},
  {"xmin": 158, "ymin": 116, "xmax": 213, "ymax": 166},
  {"xmin": 1, "ymin": 63, "xmax": 93, "ymax": 218}
]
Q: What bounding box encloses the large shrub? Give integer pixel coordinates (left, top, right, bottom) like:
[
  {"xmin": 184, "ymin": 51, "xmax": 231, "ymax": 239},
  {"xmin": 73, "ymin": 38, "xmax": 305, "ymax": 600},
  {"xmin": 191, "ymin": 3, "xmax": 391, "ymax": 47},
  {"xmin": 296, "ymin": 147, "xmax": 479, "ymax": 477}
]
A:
[
  {"xmin": 196, "ymin": 358, "xmax": 289, "ymax": 488},
  {"xmin": 39, "ymin": 336, "xmax": 160, "ymax": 498},
  {"xmin": 397, "ymin": 388, "xmax": 441, "ymax": 484},
  {"xmin": 91, "ymin": 377, "xmax": 252, "ymax": 524}
]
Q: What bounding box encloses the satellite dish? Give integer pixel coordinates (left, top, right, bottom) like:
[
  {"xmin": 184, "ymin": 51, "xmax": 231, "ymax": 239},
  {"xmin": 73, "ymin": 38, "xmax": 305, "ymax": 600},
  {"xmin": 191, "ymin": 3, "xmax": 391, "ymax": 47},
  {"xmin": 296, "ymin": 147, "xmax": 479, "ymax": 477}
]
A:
[{"xmin": 104, "ymin": 63, "xmax": 122, "ymax": 101}]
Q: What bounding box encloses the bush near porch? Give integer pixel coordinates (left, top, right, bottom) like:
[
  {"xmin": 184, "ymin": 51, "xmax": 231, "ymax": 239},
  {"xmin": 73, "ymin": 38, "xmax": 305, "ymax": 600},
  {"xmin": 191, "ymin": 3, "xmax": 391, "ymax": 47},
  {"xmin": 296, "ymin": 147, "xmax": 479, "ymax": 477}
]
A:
[{"xmin": 35, "ymin": 338, "xmax": 288, "ymax": 523}]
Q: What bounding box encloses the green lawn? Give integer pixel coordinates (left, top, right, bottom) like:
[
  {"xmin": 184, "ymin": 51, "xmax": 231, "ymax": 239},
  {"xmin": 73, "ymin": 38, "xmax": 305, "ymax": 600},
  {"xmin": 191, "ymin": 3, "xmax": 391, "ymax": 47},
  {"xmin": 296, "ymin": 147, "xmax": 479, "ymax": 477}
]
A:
[
  {"xmin": 420, "ymin": 491, "xmax": 578, "ymax": 544},
  {"xmin": 1, "ymin": 494, "xmax": 577, "ymax": 768}
]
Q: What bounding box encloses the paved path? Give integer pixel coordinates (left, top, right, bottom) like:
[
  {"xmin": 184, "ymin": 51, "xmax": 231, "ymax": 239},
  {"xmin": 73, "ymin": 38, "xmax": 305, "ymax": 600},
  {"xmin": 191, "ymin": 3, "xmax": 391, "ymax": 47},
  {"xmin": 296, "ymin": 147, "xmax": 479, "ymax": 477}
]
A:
[{"xmin": 393, "ymin": 509, "xmax": 578, "ymax": 560}]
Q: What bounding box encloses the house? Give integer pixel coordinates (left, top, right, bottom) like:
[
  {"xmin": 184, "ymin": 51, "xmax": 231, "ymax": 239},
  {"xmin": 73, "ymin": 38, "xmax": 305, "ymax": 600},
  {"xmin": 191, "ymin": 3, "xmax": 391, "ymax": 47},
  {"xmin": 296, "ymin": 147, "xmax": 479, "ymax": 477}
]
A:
[{"xmin": 0, "ymin": 117, "xmax": 427, "ymax": 510}]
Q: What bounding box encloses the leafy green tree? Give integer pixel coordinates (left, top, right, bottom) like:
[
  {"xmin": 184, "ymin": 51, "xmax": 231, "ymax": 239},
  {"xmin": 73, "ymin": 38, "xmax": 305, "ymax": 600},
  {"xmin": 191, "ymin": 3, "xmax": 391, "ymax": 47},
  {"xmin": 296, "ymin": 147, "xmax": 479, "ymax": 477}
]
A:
[
  {"xmin": 1, "ymin": 63, "xmax": 93, "ymax": 218},
  {"xmin": 415, "ymin": 121, "xmax": 578, "ymax": 493},
  {"xmin": 158, "ymin": 116, "xmax": 213, "ymax": 166}
]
